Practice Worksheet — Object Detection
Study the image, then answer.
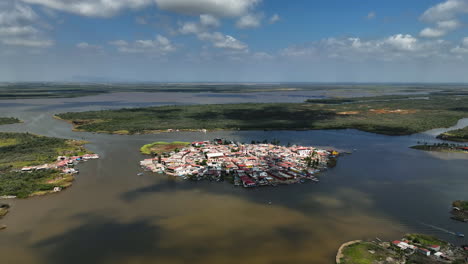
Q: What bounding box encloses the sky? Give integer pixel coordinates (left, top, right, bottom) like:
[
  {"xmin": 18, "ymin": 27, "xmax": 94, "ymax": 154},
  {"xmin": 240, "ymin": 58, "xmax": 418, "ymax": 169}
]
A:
[{"xmin": 1, "ymin": 0, "xmax": 468, "ymax": 82}]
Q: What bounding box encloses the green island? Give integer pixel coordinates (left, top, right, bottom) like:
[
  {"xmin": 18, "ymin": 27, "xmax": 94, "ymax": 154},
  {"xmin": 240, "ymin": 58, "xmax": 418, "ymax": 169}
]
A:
[
  {"xmin": 337, "ymin": 234, "xmax": 467, "ymax": 264},
  {"xmin": 0, "ymin": 117, "xmax": 21, "ymax": 126},
  {"xmin": 0, "ymin": 132, "xmax": 93, "ymax": 198},
  {"xmin": 438, "ymin": 127, "xmax": 468, "ymax": 142},
  {"xmin": 410, "ymin": 143, "xmax": 468, "ymax": 153},
  {"xmin": 451, "ymin": 200, "xmax": 468, "ymax": 223},
  {"xmin": 140, "ymin": 141, "xmax": 190, "ymax": 155},
  {"xmin": 56, "ymin": 93, "xmax": 468, "ymax": 136}
]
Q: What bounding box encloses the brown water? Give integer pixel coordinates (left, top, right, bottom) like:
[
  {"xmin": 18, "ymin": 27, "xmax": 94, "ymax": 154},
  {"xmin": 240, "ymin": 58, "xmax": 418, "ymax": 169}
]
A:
[{"xmin": 0, "ymin": 91, "xmax": 467, "ymax": 264}]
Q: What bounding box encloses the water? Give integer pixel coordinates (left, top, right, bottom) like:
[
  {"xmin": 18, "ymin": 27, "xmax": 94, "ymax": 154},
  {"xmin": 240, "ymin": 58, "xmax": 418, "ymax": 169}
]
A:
[{"xmin": 0, "ymin": 91, "xmax": 467, "ymax": 264}]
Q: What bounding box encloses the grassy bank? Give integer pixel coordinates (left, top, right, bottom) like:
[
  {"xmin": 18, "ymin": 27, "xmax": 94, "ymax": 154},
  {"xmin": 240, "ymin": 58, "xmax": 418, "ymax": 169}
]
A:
[
  {"xmin": 56, "ymin": 93, "xmax": 468, "ymax": 136},
  {"xmin": 0, "ymin": 132, "xmax": 93, "ymax": 198},
  {"xmin": 0, "ymin": 117, "xmax": 21, "ymax": 126},
  {"xmin": 437, "ymin": 126, "xmax": 468, "ymax": 142},
  {"xmin": 0, "ymin": 132, "xmax": 91, "ymax": 171},
  {"xmin": 410, "ymin": 143, "xmax": 468, "ymax": 153},
  {"xmin": 140, "ymin": 141, "xmax": 190, "ymax": 155},
  {"xmin": 452, "ymin": 200, "xmax": 468, "ymax": 222},
  {"xmin": 338, "ymin": 241, "xmax": 401, "ymax": 264}
]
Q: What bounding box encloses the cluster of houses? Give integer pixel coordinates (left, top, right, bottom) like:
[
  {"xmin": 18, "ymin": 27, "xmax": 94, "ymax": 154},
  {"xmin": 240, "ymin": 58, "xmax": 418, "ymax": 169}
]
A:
[
  {"xmin": 140, "ymin": 139, "xmax": 338, "ymax": 188},
  {"xmin": 21, "ymin": 153, "xmax": 99, "ymax": 174},
  {"xmin": 391, "ymin": 239, "xmax": 464, "ymax": 262}
]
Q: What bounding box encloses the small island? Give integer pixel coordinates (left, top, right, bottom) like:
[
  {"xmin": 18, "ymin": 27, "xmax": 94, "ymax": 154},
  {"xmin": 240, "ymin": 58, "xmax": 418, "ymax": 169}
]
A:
[
  {"xmin": 451, "ymin": 200, "xmax": 468, "ymax": 223},
  {"xmin": 410, "ymin": 143, "xmax": 468, "ymax": 153},
  {"xmin": 337, "ymin": 234, "xmax": 468, "ymax": 264},
  {"xmin": 140, "ymin": 139, "xmax": 339, "ymax": 188},
  {"xmin": 140, "ymin": 141, "xmax": 190, "ymax": 155},
  {"xmin": 0, "ymin": 132, "xmax": 99, "ymax": 198},
  {"xmin": 438, "ymin": 127, "xmax": 468, "ymax": 142},
  {"xmin": 0, "ymin": 117, "xmax": 21, "ymax": 126}
]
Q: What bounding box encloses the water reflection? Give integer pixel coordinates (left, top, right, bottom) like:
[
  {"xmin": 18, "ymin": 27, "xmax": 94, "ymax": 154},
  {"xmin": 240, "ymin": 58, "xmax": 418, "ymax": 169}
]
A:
[{"xmin": 0, "ymin": 92, "xmax": 467, "ymax": 264}]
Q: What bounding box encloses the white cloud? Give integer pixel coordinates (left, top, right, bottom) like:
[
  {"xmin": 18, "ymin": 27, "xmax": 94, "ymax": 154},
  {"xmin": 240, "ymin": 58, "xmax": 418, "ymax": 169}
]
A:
[
  {"xmin": 19, "ymin": 0, "xmax": 153, "ymax": 17},
  {"xmin": 200, "ymin": 14, "xmax": 220, "ymax": 27},
  {"xmin": 421, "ymin": 0, "xmax": 468, "ymax": 22},
  {"xmin": 0, "ymin": 1, "xmax": 52, "ymax": 47},
  {"xmin": 420, "ymin": 27, "xmax": 445, "ymax": 38},
  {"xmin": 179, "ymin": 21, "xmax": 203, "ymax": 34},
  {"xmin": 2, "ymin": 38, "xmax": 53, "ymax": 47},
  {"xmin": 385, "ymin": 34, "xmax": 418, "ymax": 51},
  {"xmin": 198, "ymin": 32, "xmax": 248, "ymax": 51},
  {"xmin": 437, "ymin": 19, "xmax": 461, "ymax": 30},
  {"xmin": 236, "ymin": 13, "xmax": 262, "ymax": 28},
  {"xmin": 281, "ymin": 34, "xmax": 453, "ymax": 61},
  {"xmin": 110, "ymin": 35, "xmax": 176, "ymax": 54},
  {"xmin": 419, "ymin": 0, "xmax": 466, "ymax": 38},
  {"xmin": 269, "ymin": 14, "xmax": 280, "ymax": 24},
  {"xmin": 366, "ymin": 11, "xmax": 376, "ymax": 20},
  {"xmin": 451, "ymin": 37, "xmax": 468, "ymax": 54},
  {"xmin": 76, "ymin": 42, "xmax": 101, "ymax": 50},
  {"xmin": 155, "ymin": 0, "xmax": 261, "ymax": 17}
]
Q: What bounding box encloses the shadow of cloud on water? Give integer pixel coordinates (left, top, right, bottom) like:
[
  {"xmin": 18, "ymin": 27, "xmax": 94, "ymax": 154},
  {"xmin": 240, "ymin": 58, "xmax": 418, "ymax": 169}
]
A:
[{"xmin": 32, "ymin": 214, "xmax": 163, "ymax": 264}]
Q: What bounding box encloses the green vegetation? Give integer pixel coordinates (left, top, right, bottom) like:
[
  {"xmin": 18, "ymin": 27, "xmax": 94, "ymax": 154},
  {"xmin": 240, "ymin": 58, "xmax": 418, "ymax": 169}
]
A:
[
  {"xmin": 0, "ymin": 117, "xmax": 20, "ymax": 125},
  {"xmin": 0, "ymin": 132, "xmax": 91, "ymax": 171},
  {"xmin": 405, "ymin": 234, "xmax": 448, "ymax": 247},
  {"xmin": 410, "ymin": 143, "xmax": 468, "ymax": 153},
  {"xmin": 438, "ymin": 126, "xmax": 468, "ymax": 142},
  {"xmin": 0, "ymin": 132, "xmax": 93, "ymax": 198},
  {"xmin": 453, "ymin": 200, "xmax": 468, "ymax": 211},
  {"xmin": 0, "ymin": 170, "xmax": 73, "ymax": 198},
  {"xmin": 56, "ymin": 93, "xmax": 468, "ymax": 136},
  {"xmin": 339, "ymin": 242, "xmax": 401, "ymax": 264},
  {"xmin": 140, "ymin": 141, "xmax": 190, "ymax": 155},
  {"xmin": 451, "ymin": 200, "xmax": 468, "ymax": 222}
]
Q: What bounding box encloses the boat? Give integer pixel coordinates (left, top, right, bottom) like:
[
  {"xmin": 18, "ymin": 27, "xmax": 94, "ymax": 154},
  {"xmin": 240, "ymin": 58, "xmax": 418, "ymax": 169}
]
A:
[
  {"xmin": 137, "ymin": 173, "xmax": 144, "ymax": 176},
  {"xmin": 456, "ymin": 232, "xmax": 465, "ymax": 238}
]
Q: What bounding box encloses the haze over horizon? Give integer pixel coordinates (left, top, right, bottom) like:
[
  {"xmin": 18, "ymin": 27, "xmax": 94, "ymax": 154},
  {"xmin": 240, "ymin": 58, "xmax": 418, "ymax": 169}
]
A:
[{"xmin": 2, "ymin": 0, "xmax": 468, "ymax": 82}]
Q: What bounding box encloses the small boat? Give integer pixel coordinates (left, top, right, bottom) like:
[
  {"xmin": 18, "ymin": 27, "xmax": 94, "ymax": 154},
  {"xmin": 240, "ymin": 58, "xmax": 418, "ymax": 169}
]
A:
[
  {"xmin": 137, "ymin": 173, "xmax": 144, "ymax": 176},
  {"xmin": 456, "ymin": 232, "xmax": 465, "ymax": 238}
]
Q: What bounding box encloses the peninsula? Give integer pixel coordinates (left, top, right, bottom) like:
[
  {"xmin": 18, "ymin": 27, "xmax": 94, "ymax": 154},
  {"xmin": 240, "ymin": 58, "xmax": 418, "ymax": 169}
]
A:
[
  {"xmin": 451, "ymin": 200, "xmax": 468, "ymax": 223},
  {"xmin": 336, "ymin": 234, "xmax": 468, "ymax": 264},
  {"xmin": 140, "ymin": 139, "xmax": 338, "ymax": 187},
  {"xmin": 411, "ymin": 143, "xmax": 468, "ymax": 153},
  {"xmin": 0, "ymin": 117, "xmax": 20, "ymax": 126},
  {"xmin": 0, "ymin": 132, "xmax": 99, "ymax": 198},
  {"xmin": 438, "ymin": 126, "xmax": 468, "ymax": 142},
  {"xmin": 56, "ymin": 93, "xmax": 468, "ymax": 136}
]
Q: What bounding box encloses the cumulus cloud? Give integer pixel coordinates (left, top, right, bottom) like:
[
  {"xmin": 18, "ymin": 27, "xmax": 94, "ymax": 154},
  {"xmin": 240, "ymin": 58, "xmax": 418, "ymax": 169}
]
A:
[
  {"xmin": 236, "ymin": 13, "xmax": 263, "ymax": 28},
  {"xmin": 19, "ymin": 0, "xmax": 153, "ymax": 17},
  {"xmin": 269, "ymin": 14, "xmax": 280, "ymax": 24},
  {"xmin": 109, "ymin": 35, "xmax": 176, "ymax": 54},
  {"xmin": 419, "ymin": 0, "xmax": 466, "ymax": 38},
  {"xmin": 76, "ymin": 42, "xmax": 101, "ymax": 50},
  {"xmin": 366, "ymin": 11, "xmax": 376, "ymax": 20},
  {"xmin": 0, "ymin": 1, "xmax": 53, "ymax": 47},
  {"xmin": 451, "ymin": 37, "xmax": 468, "ymax": 54},
  {"xmin": 155, "ymin": 0, "xmax": 260, "ymax": 17},
  {"xmin": 179, "ymin": 16, "xmax": 248, "ymax": 51},
  {"xmin": 200, "ymin": 14, "xmax": 220, "ymax": 27},
  {"xmin": 420, "ymin": 27, "xmax": 445, "ymax": 38},
  {"xmin": 421, "ymin": 0, "xmax": 468, "ymax": 22},
  {"xmin": 198, "ymin": 32, "xmax": 248, "ymax": 51},
  {"xmin": 281, "ymin": 34, "xmax": 452, "ymax": 61}
]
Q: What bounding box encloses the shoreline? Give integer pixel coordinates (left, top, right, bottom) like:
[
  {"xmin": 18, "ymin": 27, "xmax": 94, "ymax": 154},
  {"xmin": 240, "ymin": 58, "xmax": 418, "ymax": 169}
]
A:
[{"xmin": 336, "ymin": 240, "xmax": 362, "ymax": 264}]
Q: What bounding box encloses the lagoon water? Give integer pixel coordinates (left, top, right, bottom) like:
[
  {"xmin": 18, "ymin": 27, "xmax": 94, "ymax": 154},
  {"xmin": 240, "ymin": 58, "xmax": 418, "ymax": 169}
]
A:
[{"xmin": 0, "ymin": 91, "xmax": 467, "ymax": 264}]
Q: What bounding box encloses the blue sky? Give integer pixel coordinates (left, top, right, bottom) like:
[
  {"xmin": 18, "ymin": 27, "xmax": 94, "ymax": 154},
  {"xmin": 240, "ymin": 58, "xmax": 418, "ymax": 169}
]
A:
[{"xmin": 1, "ymin": 0, "xmax": 468, "ymax": 82}]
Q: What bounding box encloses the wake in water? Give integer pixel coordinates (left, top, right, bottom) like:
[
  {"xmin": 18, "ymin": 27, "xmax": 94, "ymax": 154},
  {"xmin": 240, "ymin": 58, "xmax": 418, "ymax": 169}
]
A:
[{"xmin": 420, "ymin": 222, "xmax": 456, "ymax": 236}]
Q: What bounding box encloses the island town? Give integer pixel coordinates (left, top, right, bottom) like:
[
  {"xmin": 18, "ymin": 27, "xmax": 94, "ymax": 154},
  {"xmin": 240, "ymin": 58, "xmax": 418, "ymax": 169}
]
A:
[{"xmin": 139, "ymin": 139, "xmax": 339, "ymax": 187}]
